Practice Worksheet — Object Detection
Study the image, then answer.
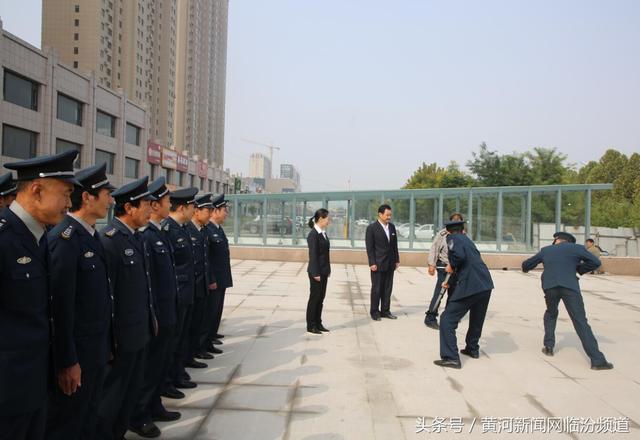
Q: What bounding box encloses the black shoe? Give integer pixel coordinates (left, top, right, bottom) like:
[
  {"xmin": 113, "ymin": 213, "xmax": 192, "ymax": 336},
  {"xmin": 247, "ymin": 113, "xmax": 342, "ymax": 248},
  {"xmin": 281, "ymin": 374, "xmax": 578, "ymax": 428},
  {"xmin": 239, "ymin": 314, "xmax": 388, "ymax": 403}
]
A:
[
  {"xmin": 207, "ymin": 346, "xmax": 223, "ymax": 354},
  {"xmin": 194, "ymin": 351, "xmax": 214, "ymax": 360},
  {"xmin": 161, "ymin": 385, "xmax": 185, "ymax": 399},
  {"xmin": 541, "ymin": 346, "xmax": 554, "ymax": 356},
  {"xmin": 433, "ymin": 359, "xmax": 462, "ymax": 369},
  {"xmin": 211, "ymin": 338, "xmax": 223, "ymax": 345},
  {"xmin": 214, "ymin": 333, "xmax": 225, "ymax": 339},
  {"xmin": 152, "ymin": 409, "xmax": 182, "ymax": 422},
  {"xmin": 425, "ymin": 321, "xmax": 439, "ymax": 330},
  {"xmin": 174, "ymin": 379, "xmax": 197, "ymax": 389},
  {"xmin": 381, "ymin": 312, "xmax": 398, "ymax": 319},
  {"xmin": 371, "ymin": 314, "xmax": 381, "ymax": 321},
  {"xmin": 591, "ymin": 362, "xmax": 614, "ymax": 370},
  {"xmin": 129, "ymin": 422, "xmax": 161, "ymax": 438},
  {"xmin": 460, "ymin": 348, "xmax": 479, "ymax": 359},
  {"xmin": 185, "ymin": 359, "xmax": 208, "ymax": 369},
  {"xmin": 317, "ymin": 325, "xmax": 330, "ymax": 332},
  {"xmin": 181, "ymin": 371, "xmax": 192, "ymax": 381},
  {"xmin": 307, "ymin": 327, "xmax": 322, "ymax": 334}
]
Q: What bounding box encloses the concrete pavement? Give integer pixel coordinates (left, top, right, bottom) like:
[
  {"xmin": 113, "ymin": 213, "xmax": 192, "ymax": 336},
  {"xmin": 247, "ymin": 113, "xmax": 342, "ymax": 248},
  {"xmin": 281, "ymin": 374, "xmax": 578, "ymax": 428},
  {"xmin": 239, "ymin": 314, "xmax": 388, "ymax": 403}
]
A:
[{"xmin": 127, "ymin": 260, "xmax": 640, "ymax": 440}]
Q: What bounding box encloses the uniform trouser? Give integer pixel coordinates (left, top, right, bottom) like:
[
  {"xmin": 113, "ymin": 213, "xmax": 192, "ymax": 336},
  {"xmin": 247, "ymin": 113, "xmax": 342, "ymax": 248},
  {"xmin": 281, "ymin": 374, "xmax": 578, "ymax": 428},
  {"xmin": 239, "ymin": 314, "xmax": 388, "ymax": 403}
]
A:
[
  {"xmin": 425, "ymin": 270, "xmax": 457, "ymax": 322},
  {"xmin": 199, "ymin": 291, "xmax": 217, "ymax": 350},
  {"xmin": 189, "ymin": 293, "xmax": 208, "ymax": 358},
  {"xmin": 439, "ymin": 290, "xmax": 492, "ymax": 361},
  {"xmin": 209, "ymin": 287, "xmax": 227, "ymax": 338},
  {"xmin": 131, "ymin": 325, "xmax": 175, "ymax": 427},
  {"xmin": 0, "ymin": 405, "xmax": 46, "ymax": 440},
  {"xmin": 543, "ymin": 287, "xmax": 607, "ymax": 366},
  {"xmin": 45, "ymin": 366, "xmax": 105, "ymax": 440},
  {"xmin": 168, "ymin": 302, "xmax": 192, "ymax": 384},
  {"xmin": 95, "ymin": 346, "xmax": 147, "ymax": 440},
  {"xmin": 370, "ymin": 270, "xmax": 394, "ymax": 316},
  {"xmin": 307, "ymin": 275, "xmax": 328, "ymax": 329}
]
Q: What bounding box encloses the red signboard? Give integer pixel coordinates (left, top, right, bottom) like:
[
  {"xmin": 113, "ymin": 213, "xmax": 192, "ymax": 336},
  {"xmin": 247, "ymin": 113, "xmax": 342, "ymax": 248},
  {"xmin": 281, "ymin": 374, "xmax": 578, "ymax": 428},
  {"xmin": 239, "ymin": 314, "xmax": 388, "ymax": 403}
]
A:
[
  {"xmin": 147, "ymin": 142, "xmax": 162, "ymax": 165},
  {"xmin": 177, "ymin": 152, "xmax": 189, "ymax": 172},
  {"xmin": 197, "ymin": 160, "xmax": 208, "ymax": 178},
  {"xmin": 162, "ymin": 148, "xmax": 177, "ymax": 170}
]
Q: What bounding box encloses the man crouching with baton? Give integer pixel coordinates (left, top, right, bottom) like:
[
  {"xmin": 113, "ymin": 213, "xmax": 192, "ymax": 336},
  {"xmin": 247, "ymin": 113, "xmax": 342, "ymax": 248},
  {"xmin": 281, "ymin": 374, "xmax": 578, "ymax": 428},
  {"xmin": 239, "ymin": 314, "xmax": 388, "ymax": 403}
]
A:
[{"xmin": 434, "ymin": 219, "xmax": 494, "ymax": 369}]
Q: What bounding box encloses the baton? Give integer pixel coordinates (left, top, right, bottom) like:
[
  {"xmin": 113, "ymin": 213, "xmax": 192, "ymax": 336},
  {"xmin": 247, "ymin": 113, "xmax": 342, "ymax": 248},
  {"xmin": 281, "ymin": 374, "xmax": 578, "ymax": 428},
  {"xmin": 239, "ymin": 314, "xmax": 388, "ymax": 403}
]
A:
[{"xmin": 429, "ymin": 273, "xmax": 451, "ymax": 315}]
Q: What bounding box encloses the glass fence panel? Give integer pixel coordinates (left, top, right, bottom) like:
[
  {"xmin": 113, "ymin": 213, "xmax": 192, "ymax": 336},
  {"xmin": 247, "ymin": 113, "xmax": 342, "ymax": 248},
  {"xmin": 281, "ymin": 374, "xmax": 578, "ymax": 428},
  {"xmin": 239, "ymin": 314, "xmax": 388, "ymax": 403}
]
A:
[
  {"xmin": 502, "ymin": 192, "xmax": 528, "ymax": 252},
  {"xmin": 413, "ymin": 197, "xmax": 437, "ymax": 250},
  {"xmin": 237, "ymin": 200, "xmax": 264, "ymax": 245},
  {"xmin": 531, "ymin": 191, "xmax": 557, "ymax": 250}
]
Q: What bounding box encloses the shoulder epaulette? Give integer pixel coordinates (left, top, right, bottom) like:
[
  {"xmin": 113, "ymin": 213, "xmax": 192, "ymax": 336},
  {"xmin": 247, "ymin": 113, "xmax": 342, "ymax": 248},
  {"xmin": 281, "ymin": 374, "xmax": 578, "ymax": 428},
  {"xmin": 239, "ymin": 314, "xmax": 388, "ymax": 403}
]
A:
[
  {"xmin": 60, "ymin": 224, "xmax": 75, "ymax": 240},
  {"xmin": 0, "ymin": 217, "xmax": 7, "ymax": 234},
  {"xmin": 104, "ymin": 227, "xmax": 117, "ymax": 238}
]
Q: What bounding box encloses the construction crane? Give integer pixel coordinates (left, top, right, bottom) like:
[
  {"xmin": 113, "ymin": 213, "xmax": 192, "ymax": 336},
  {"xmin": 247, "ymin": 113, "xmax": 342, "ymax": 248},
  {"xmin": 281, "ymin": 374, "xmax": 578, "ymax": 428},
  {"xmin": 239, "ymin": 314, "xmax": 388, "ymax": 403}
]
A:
[{"xmin": 241, "ymin": 138, "xmax": 281, "ymax": 178}]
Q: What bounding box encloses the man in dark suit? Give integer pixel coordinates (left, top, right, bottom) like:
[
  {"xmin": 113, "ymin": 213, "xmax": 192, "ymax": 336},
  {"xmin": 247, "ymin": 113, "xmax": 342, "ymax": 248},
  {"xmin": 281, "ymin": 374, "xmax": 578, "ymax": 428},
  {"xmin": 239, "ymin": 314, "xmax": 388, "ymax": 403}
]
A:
[
  {"xmin": 365, "ymin": 204, "xmax": 400, "ymax": 320},
  {"xmin": 96, "ymin": 177, "xmax": 158, "ymax": 440},
  {"xmin": 162, "ymin": 188, "xmax": 199, "ymax": 393},
  {"xmin": 46, "ymin": 163, "xmax": 115, "ymax": 440},
  {"xmin": 202, "ymin": 194, "xmax": 232, "ymax": 352},
  {"xmin": 130, "ymin": 177, "xmax": 181, "ymax": 438},
  {"xmin": 0, "ymin": 151, "xmax": 79, "ymax": 440},
  {"xmin": 435, "ymin": 220, "xmax": 494, "ymax": 369},
  {"xmin": 186, "ymin": 194, "xmax": 214, "ymax": 365},
  {"xmin": 522, "ymin": 231, "xmax": 613, "ymax": 370}
]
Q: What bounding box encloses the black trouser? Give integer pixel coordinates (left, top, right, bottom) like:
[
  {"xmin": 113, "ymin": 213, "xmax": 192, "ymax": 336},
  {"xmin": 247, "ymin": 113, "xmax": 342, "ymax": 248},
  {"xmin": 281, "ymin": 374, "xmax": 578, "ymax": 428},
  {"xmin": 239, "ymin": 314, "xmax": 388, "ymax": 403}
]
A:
[
  {"xmin": 46, "ymin": 366, "xmax": 105, "ymax": 440},
  {"xmin": 543, "ymin": 287, "xmax": 607, "ymax": 366},
  {"xmin": 200, "ymin": 291, "xmax": 217, "ymax": 350},
  {"xmin": 209, "ymin": 287, "xmax": 227, "ymax": 339},
  {"xmin": 370, "ymin": 270, "xmax": 394, "ymax": 316},
  {"xmin": 439, "ymin": 290, "xmax": 492, "ymax": 361},
  {"xmin": 131, "ymin": 325, "xmax": 175, "ymax": 427},
  {"xmin": 0, "ymin": 406, "xmax": 46, "ymax": 440},
  {"xmin": 307, "ymin": 275, "xmax": 328, "ymax": 329},
  {"xmin": 425, "ymin": 270, "xmax": 456, "ymax": 323},
  {"xmin": 189, "ymin": 293, "xmax": 207, "ymax": 358},
  {"xmin": 96, "ymin": 346, "xmax": 147, "ymax": 440},
  {"xmin": 168, "ymin": 302, "xmax": 192, "ymax": 384}
]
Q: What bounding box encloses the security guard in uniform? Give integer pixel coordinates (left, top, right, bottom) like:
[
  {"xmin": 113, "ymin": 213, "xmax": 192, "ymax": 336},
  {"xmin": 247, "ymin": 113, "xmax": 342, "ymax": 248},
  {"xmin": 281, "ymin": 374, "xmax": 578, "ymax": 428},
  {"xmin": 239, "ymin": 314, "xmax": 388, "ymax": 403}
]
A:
[
  {"xmin": 96, "ymin": 177, "xmax": 158, "ymax": 440},
  {"xmin": 46, "ymin": 163, "xmax": 115, "ymax": 440},
  {"xmin": 522, "ymin": 231, "xmax": 613, "ymax": 370},
  {"xmin": 187, "ymin": 194, "xmax": 214, "ymax": 364},
  {"xmin": 130, "ymin": 177, "xmax": 182, "ymax": 437},
  {"xmin": 425, "ymin": 213, "xmax": 463, "ymax": 329},
  {"xmin": 162, "ymin": 187, "xmax": 199, "ymax": 392},
  {"xmin": 0, "ymin": 150, "xmax": 79, "ymax": 440},
  {"xmin": 203, "ymin": 194, "xmax": 232, "ymax": 351},
  {"xmin": 434, "ymin": 220, "xmax": 494, "ymax": 369},
  {"xmin": 0, "ymin": 172, "xmax": 17, "ymax": 209}
]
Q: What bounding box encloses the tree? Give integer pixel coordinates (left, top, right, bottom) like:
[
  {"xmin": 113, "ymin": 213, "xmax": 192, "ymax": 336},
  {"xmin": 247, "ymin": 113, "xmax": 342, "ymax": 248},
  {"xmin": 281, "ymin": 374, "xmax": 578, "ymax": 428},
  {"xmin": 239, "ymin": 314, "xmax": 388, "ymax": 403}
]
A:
[
  {"xmin": 525, "ymin": 147, "xmax": 569, "ymax": 185},
  {"xmin": 467, "ymin": 143, "xmax": 533, "ymax": 186}
]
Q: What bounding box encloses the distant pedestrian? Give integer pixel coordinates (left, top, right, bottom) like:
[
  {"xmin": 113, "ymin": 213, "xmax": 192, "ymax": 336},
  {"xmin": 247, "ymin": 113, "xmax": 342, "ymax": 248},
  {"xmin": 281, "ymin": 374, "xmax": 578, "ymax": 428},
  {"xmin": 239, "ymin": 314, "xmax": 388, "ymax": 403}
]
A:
[
  {"xmin": 522, "ymin": 232, "xmax": 613, "ymax": 370},
  {"xmin": 585, "ymin": 239, "xmax": 604, "ymax": 274},
  {"xmin": 306, "ymin": 209, "xmax": 331, "ymax": 334}
]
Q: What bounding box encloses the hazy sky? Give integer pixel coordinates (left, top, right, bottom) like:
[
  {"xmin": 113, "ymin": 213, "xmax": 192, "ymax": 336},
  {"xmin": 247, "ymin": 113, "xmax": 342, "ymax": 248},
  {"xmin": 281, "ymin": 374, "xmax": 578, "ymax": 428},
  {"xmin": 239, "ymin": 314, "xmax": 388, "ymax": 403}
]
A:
[{"xmin": 2, "ymin": 1, "xmax": 639, "ymax": 191}]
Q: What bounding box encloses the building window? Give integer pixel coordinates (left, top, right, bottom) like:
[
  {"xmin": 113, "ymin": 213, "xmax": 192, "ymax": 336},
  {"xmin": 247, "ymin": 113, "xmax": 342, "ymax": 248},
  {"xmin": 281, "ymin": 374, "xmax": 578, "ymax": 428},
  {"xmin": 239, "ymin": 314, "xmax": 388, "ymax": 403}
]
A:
[
  {"xmin": 74, "ymin": 33, "xmax": 79, "ymax": 40},
  {"xmin": 166, "ymin": 169, "xmax": 175, "ymax": 185},
  {"xmin": 57, "ymin": 93, "xmax": 83, "ymax": 126},
  {"xmin": 2, "ymin": 124, "xmax": 37, "ymax": 159},
  {"xmin": 190, "ymin": 175, "xmax": 195, "ymax": 187},
  {"xmin": 200, "ymin": 177, "xmax": 205, "ymax": 190},
  {"xmin": 125, "ymin": 123, "xmax": 141, "ymax": 146},
  {"xmin": 75, "ymin": 4, "xmax": 80, "ymax": 12},
  {"xmin": 150, "ymin": 164, "xmax": 157, "ymax": 180},
  {"xmin": 125, "ymin": 157, "xmax": 139, "ymax": 178},
  {"xmin": 3, "ymin": 70, "xmax": 38, "ymax": 111},
  {"xmin": 74, "ymin": 47, "xmax": 79, "ymax": 54},
  {"xmin": 208, "ymin": 179, "xmax": 213, "ymax": 192},
  {"xmin": 73, "ymin": 61, "xmax": 78, "ymax": 68},
  {"xmin": 55, "ymin": 139, "xmax": 82, "ymax": 168},
  {"xmin": 74, "ymin": 19, "xmax": 79, "ymax": 26},
  {"xmin": 96, "ymin": 110, "xmax": 116, "ymax": 137},
  {"xmin": 178, "ymin": 171, "xmax": 185, "ymax": 186},
  {"xmin": 95, "ymin": 149, "xmax": 115, "ymax": 174}
]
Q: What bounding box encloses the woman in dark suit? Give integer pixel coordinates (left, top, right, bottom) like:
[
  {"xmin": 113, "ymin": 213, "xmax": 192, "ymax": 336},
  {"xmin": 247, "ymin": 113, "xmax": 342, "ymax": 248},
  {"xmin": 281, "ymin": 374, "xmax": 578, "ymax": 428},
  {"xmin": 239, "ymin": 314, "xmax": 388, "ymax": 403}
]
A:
[{"xmin": 306, "ymin": 209, "xmax": 331, "ymax": 334}]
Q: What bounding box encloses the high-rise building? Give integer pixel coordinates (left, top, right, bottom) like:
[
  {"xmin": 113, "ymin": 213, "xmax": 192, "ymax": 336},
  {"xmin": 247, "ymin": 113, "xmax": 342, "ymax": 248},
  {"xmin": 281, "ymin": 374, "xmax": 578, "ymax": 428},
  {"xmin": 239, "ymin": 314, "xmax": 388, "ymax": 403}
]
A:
[
  {"xmin": 249, "ymin": 153, "xmax": 271, "ymax": 179},
  {"xmin": 42, "ymin": 0, "xmax": 177, "ymax": 147},
  {"xmin": 174, "ymin": 0, "xmax": 228, "ymax": 168},
  {"xmin": 280, "ymin": 163, "xmax": 301, "ymax": 188}
]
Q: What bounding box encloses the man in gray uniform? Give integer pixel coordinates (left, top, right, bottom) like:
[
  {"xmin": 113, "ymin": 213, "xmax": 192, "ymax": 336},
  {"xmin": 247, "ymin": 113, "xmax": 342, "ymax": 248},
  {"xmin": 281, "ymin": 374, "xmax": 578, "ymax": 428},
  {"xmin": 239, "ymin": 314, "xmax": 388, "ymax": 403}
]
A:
[
  {"xmin": 425, "ymin": 213, "xmax": 463, "ymax": 329},
  {"xmin": 522, "ymin": 231, "xmax": 613, "ymax": 370}
]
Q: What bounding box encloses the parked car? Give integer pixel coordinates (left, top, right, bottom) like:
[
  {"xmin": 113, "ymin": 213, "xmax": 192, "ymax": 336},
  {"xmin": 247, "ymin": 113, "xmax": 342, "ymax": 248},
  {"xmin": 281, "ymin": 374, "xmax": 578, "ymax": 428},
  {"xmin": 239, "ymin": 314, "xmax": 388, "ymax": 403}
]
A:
[
  {"xmin": 355, "ymin": 218, "xmax": 370, "ymax": 226},
  {"xmin": 414, "ymin": 224, "xmax": 435, "ymax": 240},
  {"xmin": 396, "ymin": 223, "xmax": 411, "ymax": 238},
  {"xmin": 244, "ymin": 215, "xmax": 293, "ymax": 235}
]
